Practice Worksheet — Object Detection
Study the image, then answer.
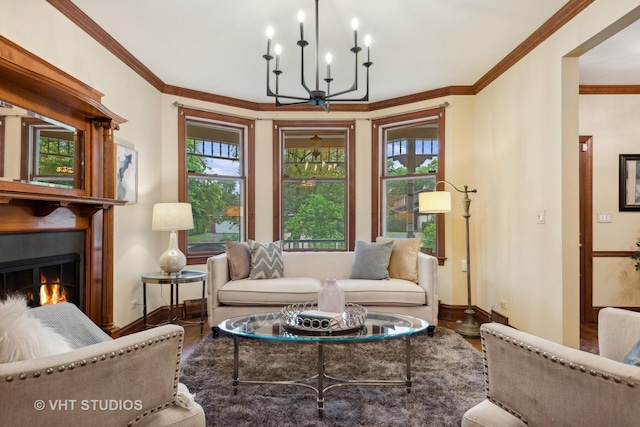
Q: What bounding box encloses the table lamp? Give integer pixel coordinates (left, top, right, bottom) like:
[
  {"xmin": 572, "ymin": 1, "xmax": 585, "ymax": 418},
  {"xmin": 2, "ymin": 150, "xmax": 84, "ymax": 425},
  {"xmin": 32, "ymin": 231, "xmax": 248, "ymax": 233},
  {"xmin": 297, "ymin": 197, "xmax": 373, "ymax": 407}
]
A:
[{"xmin": 152, "ymin": 202, "xmax": 194, "ymax": 274}]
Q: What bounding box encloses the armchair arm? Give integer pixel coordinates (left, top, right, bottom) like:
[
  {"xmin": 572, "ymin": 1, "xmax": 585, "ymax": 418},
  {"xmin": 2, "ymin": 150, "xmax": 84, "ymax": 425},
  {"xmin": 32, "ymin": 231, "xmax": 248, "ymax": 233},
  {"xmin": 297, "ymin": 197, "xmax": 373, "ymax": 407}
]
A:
[
  {"xmin": 598, "ymin": 307, "xmax": 640, "ymax": 361},
  {"xmin": 0, "ymin": 324, "xmax": 201, "ymax": 426},
  {"xmin": 469, "ymin": 322, "xmax": 640, "ymax": 426}
]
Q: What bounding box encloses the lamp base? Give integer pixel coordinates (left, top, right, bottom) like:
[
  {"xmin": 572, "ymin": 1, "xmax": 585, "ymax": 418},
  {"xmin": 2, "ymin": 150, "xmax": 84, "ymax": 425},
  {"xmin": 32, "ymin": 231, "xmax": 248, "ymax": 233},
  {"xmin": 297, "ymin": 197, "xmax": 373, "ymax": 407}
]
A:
[
  {"xmin": 159, "ymin": 230, "xmax": 187, "ymax": 274},
  {"xmin": 456, "ymin": 307, "xmax": 481, "ymax": 338}
]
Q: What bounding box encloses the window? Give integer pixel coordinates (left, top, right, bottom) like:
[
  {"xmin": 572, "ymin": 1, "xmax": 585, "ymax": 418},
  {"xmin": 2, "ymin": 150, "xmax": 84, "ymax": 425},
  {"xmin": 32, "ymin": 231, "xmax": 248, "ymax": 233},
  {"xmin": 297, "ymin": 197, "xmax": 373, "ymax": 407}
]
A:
[
  {"xmin": 273, "ymin": 121, "xmax": 355, "ymax": 251},
  {"xmin": 178, "ymin": 107, "xmax": 254, "ymax": 264},
  {"xmin": 372, "ymin": 108, "xmax": 445, "ymax": 263}
]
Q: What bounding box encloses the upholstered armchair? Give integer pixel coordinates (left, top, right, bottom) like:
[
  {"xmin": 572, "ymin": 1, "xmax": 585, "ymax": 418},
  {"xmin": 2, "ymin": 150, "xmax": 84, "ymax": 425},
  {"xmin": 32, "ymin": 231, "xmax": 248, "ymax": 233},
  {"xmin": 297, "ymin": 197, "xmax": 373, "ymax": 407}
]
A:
[
  {"xmin": 0, "ymin": 302, "xmax": 205, "ymax": 426},
  {"xmin": 462, "ymin": 307, "xmax": 640, "ymax": 426}
]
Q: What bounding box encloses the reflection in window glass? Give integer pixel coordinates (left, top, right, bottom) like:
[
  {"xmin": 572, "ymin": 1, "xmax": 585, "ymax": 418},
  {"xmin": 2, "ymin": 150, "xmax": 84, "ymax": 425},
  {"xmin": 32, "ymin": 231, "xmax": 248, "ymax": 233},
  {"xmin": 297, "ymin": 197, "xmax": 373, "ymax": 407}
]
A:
[
  {"xmin": 34, "ymin": 129, "xmax": 76, "ymax": 187},
  {"xmin": 282, "ymin": 132, "xmax": 346, "ymax": 250}
]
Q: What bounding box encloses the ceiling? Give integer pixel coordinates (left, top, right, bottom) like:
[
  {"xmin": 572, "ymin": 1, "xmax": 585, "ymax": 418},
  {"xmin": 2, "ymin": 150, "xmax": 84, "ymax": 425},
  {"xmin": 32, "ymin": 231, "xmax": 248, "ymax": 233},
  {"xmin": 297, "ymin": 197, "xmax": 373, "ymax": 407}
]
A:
[{"xmin": 67, "ymin": 0, "xmax": 640, "ymax": 105}]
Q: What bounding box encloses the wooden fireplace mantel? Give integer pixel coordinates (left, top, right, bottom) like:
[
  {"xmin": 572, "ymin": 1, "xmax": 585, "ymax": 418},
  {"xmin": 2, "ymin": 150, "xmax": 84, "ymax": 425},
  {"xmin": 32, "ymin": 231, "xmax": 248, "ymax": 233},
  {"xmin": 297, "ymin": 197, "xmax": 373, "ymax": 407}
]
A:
[{"xmin": 0, "ymin": 35, "xmax": 127, "ymax": 337}]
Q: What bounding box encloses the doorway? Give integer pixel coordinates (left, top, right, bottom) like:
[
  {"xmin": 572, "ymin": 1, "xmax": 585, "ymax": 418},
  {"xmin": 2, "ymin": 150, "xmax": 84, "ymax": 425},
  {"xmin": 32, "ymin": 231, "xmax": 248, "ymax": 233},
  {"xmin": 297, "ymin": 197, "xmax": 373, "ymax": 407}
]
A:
[{"xmin": 579, "ymin": 135, "xmax": 595, "ymax": 323}]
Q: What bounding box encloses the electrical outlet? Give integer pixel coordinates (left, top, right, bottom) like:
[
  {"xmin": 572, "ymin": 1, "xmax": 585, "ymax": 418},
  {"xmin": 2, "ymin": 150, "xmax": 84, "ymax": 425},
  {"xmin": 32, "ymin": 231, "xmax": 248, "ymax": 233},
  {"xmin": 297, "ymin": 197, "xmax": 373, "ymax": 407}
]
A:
[
  {"xmin": 130, "ymin": 299, "xmax": 137, "ymax": 310},
  {"xmin": 500, "ymin": 300, "xmax": 507, "ymax": 310}
]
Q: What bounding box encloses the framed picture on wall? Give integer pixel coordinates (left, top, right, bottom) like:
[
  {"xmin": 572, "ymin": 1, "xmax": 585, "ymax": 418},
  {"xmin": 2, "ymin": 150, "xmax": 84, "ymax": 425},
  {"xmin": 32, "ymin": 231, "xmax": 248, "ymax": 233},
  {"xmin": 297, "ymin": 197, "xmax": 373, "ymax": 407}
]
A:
[
  {"xmin": 619, "ymin": 154, "xmax": 640, "ymax": 211},
  {"xmin": 115, "ymin": 141, "xmax": 138, "ymax": 204}
]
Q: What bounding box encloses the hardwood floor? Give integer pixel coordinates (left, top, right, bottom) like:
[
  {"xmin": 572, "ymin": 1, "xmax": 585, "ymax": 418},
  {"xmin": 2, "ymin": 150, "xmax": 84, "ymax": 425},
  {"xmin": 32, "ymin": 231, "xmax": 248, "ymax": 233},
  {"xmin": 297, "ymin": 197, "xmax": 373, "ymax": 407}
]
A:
[{"xmin": 179, "ymin": 317, "xmax": 600, "ymax": 361}]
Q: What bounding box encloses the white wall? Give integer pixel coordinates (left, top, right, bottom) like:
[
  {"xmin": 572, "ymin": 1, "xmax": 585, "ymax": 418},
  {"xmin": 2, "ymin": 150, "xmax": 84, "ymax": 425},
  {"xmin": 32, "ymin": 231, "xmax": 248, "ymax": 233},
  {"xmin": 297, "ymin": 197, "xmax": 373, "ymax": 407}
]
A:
[{"xmin": 471, "ymin": 0, "xmax": 640, "ymax": 345}]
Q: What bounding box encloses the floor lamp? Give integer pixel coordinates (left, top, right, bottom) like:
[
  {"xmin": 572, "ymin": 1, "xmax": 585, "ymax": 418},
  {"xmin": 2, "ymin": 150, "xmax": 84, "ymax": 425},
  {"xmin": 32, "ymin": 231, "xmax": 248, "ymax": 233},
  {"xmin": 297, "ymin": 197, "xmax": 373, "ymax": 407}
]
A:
[{"xmin": 419, "ymin": 181, "xmax": 480, "ymax": 338}]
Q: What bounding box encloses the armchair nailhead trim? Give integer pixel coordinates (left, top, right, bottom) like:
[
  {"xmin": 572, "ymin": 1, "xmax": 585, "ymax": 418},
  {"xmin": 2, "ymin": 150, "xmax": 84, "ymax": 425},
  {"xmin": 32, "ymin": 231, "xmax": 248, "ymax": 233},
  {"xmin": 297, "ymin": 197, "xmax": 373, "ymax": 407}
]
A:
[
  {"xmin": 5, "ymin": 376, "xmax": 13, "ymax": 382},
  {"xmin": 19, "ymin": 373, "xmax": 27, "ymax": 380}
]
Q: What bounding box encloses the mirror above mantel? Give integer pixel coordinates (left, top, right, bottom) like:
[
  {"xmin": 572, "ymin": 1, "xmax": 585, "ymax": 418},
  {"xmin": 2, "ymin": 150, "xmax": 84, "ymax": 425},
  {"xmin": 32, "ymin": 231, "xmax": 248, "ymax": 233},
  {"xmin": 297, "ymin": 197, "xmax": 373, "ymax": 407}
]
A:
[{"xmin": 0, "ymin": 100, "xmax": 84, "ymax": 190}]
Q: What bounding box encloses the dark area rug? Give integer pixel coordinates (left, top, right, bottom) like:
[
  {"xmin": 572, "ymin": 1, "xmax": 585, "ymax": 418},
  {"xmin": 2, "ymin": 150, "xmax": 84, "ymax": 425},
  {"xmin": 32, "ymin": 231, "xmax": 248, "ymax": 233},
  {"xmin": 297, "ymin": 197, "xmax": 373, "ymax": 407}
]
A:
[{"xmin": 180, "ymin": 327, "xmax": 485, "ymax": 427}]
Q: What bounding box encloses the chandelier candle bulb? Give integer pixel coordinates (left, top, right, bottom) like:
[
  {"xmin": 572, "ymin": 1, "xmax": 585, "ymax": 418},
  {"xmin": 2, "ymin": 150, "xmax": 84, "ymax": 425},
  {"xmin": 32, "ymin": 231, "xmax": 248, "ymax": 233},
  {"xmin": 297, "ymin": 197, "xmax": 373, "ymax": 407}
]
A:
[
  {"xmin": 352, "ymin": 18, "xmax": 359, "ymax": 47},
  {"xmin": 266, "ymin": 26, "xmax": 274, "ymax": 57},
  {"xmin": 298, "ymin": 11, "xmax": 305, "ymax": 40},
  {"xmin": 325, "ymin": 53, "xmax": 332, "ymax": 79},
  {"xmin": 275, "ymin": 44, "xmax": 281, "ymax": 70},
  {"xmin": 365, "ymin": 35, "xmax": 371, "ymax": 62}
]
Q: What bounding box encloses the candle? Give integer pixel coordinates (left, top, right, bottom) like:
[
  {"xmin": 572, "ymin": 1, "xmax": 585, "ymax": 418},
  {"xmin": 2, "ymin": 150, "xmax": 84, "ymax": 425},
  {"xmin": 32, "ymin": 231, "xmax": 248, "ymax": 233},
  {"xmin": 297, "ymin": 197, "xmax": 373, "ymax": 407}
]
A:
[
  {"xmin": 364, "ymin": 35, "xmax": 371, "ymax": 62},
  {"xmin": 325, "ymin": 53, "xmax": 332, "ymax": 79},
  {"xmin": 275, "ymin": 44, "xmax": 282, "ymax": 70},
  {"xmin": 266, "ymin": 26, "xmax": 274, "ymax": 56},
  {"xmin": 298, "ymin": 11, "xmax": 305, "ymax": 41},
  {"xmin": 351, "ymin": 18, "xmax": 359, "ymax": 48}
]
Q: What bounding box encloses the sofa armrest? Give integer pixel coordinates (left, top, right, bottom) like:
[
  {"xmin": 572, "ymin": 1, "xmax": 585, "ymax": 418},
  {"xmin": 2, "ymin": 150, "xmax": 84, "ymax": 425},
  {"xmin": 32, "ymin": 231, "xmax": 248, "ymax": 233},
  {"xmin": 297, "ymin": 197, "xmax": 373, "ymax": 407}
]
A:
[
  {"xmin": 0, "ymin": 324, "xmax": 197, "ymax": 426},
  {"xmin": 598, "ymin": 307, "xmax": 640, "ymax": 361},
  {"xmin": 476, "ymin": 322, "xmax": 640, "ymax": 426},
  {"xmin": 416, "ymin": 252, "xmax": 438, "ymax": 322},
  {"xmin": 206, "ymin": 253, "xmax": 229, "ymax": 321}
]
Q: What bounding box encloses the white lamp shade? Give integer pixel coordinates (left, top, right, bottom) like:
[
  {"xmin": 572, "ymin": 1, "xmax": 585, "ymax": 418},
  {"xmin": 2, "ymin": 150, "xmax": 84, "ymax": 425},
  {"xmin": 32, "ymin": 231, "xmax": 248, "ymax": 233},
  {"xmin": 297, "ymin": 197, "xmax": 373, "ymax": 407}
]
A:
[
  {"xmin": 419, "ymin": 191, "xmax": 452, "ymax": 213},
  {"xmin": 152, "ymin": 203, "xmax": 194, "ymax": 231}
]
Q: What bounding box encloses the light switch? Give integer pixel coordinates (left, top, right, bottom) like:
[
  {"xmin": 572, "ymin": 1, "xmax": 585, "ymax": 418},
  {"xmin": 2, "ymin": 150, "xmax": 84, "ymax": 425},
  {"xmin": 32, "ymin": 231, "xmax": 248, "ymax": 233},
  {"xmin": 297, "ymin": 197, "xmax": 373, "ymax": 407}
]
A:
[
  {"xmin": 597, "ymin": 213, "xmax": 612, "ymax": 223},
  {"xmin": 537, "ymin": 210, "xmax": 546, "ymax": 224}
]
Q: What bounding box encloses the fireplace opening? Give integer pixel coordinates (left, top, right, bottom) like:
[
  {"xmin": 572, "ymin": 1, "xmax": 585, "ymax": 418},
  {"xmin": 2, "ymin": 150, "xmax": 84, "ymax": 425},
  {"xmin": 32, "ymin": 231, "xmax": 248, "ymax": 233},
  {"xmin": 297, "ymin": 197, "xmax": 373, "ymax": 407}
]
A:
[{"xmin": 0, "ymin": 253, "xmax": 82, "ymax": 309}]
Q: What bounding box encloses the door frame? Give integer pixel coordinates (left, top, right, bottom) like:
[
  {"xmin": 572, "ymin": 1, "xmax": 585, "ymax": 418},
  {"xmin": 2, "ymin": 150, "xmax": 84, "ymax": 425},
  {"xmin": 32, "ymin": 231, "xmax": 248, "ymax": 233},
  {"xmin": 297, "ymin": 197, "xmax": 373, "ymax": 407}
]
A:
[{"xmin": 579, "ymin": 135, "xmax": 595, "ymax": 323}]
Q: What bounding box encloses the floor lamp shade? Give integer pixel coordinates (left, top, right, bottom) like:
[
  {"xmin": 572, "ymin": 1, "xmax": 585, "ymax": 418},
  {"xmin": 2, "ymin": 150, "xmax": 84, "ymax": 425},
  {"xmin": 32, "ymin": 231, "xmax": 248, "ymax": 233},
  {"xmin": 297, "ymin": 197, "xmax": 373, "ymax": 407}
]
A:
[
  {"xmin": 152, "ymin": 203, "xmax": 194, "ymax": 274},
  {"xmin": 419, "ymin": 191, "xmax": 452, "ymax": 213}
]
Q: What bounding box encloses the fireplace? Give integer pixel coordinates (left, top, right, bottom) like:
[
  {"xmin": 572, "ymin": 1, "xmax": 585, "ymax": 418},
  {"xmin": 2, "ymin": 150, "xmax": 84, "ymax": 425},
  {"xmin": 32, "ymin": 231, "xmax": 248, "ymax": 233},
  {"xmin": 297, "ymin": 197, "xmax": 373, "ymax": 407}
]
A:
[
  {"xmin": 0, "ymin": 231, "xmax": 85, "ymax": 309},
  {"xmin": 0, "ymin": 253, "xmax": 82, "ymax": 308}
]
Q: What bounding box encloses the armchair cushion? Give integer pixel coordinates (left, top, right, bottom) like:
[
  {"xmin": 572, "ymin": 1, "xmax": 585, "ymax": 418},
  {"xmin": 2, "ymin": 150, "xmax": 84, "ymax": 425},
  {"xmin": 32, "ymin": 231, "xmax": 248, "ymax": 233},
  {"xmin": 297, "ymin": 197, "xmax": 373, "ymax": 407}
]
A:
[
  {"xmin": 0, "ymin": 296, "xmax": 72, "ymax": 363},
  {"xmin": 623, "ymin": 339, "xmax": 640, "ymax": 366}
]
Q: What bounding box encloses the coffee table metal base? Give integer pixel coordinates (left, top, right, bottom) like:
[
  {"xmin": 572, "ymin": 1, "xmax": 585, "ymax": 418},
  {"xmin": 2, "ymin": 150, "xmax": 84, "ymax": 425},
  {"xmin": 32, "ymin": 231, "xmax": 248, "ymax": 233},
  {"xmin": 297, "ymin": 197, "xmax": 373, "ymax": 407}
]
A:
[{"xmin": 231, "ymin": 335, "xmax": 413, "ymax": 417}]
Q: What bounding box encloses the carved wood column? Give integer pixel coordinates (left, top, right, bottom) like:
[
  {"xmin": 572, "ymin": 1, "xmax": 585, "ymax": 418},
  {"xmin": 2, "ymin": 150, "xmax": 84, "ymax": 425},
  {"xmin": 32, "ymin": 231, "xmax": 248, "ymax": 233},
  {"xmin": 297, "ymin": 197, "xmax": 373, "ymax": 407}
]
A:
[{"xmin": 95, "ymin": 119, "xmax": 120, "ymax": 337}]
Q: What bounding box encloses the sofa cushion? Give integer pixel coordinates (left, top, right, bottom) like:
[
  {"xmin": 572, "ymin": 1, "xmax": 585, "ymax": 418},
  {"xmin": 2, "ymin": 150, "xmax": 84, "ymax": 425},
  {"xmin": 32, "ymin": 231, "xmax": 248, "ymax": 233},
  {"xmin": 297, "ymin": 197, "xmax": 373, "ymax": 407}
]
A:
[
  {"xmin": 218, "ymin": 277, "xmax": 322, "ymax": 305},
  {"xmin": 337, "ymin": 279, "xmax": 426, "ymax": 306},
  {"xmin": 350, "ymin": 240, "xmax": 393, "ymax": 280},
  {"xmin": 226, "ymin": 241, "xmax": 251, "ymax": 280},
  {"xmin": 376, "ymin": 236, "xmax": 421, "ymax": 283},
  {"xmin": 248, "ymin": 240, "xmax": 284, "ymax": 279}
]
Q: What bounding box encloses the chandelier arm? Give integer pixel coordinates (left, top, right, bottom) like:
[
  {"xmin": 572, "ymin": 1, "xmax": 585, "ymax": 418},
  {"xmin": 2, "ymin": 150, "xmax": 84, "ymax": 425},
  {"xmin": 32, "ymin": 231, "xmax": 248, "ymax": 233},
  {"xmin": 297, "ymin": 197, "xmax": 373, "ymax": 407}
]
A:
[{"xmin": 299, "ymin": 42, "xmax": 313, "ymax": 95}]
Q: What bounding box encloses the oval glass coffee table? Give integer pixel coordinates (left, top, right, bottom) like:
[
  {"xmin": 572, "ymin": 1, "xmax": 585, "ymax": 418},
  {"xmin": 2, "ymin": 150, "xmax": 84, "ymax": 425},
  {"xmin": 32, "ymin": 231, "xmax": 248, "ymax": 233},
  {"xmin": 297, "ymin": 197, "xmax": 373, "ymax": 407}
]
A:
[{"xmin": 218, "ymin": 311, "xmax": 430, "ymax": 417}]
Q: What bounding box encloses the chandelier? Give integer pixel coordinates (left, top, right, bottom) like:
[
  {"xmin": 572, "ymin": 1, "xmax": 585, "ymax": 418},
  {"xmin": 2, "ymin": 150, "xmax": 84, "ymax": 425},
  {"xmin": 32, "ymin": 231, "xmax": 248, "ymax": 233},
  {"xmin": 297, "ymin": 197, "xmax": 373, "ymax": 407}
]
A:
[{"xmin": 262, "ymin": 0, "xmax": 373, "ymax": 113}]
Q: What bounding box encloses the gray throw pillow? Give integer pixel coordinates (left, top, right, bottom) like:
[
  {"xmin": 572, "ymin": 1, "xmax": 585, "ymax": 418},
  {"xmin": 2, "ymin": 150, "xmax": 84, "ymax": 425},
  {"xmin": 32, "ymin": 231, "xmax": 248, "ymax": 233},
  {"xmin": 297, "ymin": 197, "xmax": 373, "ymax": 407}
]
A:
[
  {"xmin": 248, "ymin": 240, "xmax": 284, "ymax": 280},
  {"xmin": 623, "ymin": 339, "xmax": 640, "ymax": 366},
  {"xmin": 226, "ymin": 241, "xmax": 251, "ymax": 280},
  {"xmin": 350, "ymin": 240, "xmax": 393, "ymax": 280}
]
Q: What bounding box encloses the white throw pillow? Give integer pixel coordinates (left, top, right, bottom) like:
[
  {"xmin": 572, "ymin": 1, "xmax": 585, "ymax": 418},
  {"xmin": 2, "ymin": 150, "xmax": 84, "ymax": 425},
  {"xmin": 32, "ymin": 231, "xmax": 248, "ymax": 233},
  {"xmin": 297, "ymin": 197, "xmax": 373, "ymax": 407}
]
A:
[{"xmin": 0, "ymin": 295, "xmax": 73, "ymax": 363}]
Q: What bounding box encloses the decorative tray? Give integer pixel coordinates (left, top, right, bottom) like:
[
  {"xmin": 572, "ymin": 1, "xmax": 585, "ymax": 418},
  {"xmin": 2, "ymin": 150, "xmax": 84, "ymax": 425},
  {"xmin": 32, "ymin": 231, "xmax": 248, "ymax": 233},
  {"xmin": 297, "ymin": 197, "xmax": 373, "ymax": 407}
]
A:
[{"xmin": 280, "ymin": 302, "xmax": 367, "ymax": 336}]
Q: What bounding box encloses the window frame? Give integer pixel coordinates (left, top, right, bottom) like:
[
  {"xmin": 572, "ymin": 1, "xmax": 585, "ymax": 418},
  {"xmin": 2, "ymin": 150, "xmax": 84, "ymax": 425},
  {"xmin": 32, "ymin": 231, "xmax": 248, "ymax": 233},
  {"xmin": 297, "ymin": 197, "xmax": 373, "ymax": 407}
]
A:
[
  {"xmin": 272, "ymin": 120, "xmax": 356, "ymax": 251},
  {"xmin": 371, "ymin": 107, "xmax": 446, "ymax": 265},
  {"xmin": 178, "ymin": 107, "xmax": 255, "ymax": 265}
]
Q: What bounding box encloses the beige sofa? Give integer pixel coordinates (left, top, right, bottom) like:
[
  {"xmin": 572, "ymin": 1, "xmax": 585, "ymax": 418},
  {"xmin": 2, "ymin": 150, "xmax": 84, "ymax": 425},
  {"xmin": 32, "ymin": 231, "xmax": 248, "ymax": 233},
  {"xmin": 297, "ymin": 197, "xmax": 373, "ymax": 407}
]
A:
[
  {"xmin": 206, "ymin": 251, "xmax": 439, "ymax": 333},
  {"xmin": 0, "ymin": 302, "xmax": 205, "ymax": 426},
  {"xmin": 462, "ymin": 307, "xmax": 640, "ymax": 427}
]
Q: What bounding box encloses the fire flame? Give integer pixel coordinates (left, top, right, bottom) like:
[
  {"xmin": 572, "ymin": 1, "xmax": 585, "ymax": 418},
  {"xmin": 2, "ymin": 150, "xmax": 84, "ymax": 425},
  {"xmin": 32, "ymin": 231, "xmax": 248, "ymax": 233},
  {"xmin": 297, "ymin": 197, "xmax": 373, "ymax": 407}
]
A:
[{"xmin": 40, "ymin": 273, "xmax": 67, "ymax": 305}]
